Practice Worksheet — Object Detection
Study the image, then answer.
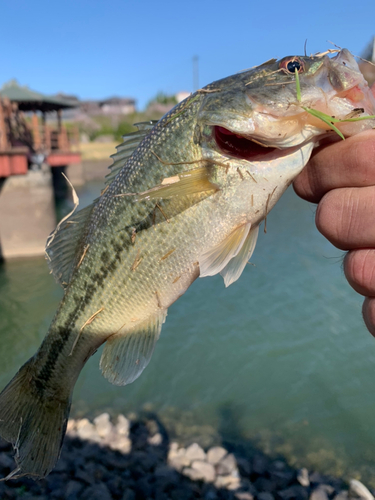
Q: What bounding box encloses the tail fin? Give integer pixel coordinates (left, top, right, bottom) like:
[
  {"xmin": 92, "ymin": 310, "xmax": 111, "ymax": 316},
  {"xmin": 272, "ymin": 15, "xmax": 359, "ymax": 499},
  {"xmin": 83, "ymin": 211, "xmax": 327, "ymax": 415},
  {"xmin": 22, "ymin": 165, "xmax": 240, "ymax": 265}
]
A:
[{"xmin": 0, "ymin": 361, "xmax": 71, "ymax": 479}]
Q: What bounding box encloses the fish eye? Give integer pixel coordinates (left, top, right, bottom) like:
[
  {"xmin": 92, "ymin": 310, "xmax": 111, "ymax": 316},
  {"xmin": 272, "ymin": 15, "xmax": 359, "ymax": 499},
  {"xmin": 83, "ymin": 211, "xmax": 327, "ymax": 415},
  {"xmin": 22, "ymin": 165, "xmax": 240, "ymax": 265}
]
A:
[{"xmin": 280, "ymin": 57, "xmax": 305, "ymax": 74}]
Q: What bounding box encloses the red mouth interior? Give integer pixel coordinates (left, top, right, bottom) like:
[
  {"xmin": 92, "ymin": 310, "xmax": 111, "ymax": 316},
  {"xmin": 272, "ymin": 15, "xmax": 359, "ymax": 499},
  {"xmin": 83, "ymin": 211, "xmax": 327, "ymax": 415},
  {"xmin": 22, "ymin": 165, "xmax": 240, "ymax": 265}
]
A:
[{"xmin": 214, "ymin": 126, "xmax": 277, "ymax": 160}]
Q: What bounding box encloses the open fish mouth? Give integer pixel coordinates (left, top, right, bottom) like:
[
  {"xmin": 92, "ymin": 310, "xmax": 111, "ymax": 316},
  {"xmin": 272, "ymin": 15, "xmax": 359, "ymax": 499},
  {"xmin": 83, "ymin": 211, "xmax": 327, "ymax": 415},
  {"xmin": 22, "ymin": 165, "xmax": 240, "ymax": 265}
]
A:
[{"xmin": 214, "ymin": 125, "xmax": 299, "ymax": 161}]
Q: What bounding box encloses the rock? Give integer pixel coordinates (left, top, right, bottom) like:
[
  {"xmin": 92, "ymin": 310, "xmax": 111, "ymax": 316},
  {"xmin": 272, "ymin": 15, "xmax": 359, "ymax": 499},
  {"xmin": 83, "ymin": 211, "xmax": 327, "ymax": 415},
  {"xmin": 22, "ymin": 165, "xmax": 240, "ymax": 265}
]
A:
[
  {"xmin": 0, "ymin": 452, "xmax": 14, "ymax": 471},
  {"xmin": 45, "ymin": 472, "xmax": 68, "ymax": 492},
  {"xmin": 273, "ymin": 461, "xmax": 287, "ymax": 470},
  {"xmin": 190, "ymin": 460, "xmax": 216, "ymax": 482},
  {"xmin": 168, "ymin": 454, "xmax": 191, "ymax": 472},
  {"xmin": 216, "ymin": 453, "xmax": 238, "ymax": 475},
  {"xmin": 297, "ymin": 469, "xmax": 310, "ymax": 488},
  {"xmin": 122, "ymin": 490, "xmax": 136, "ymax": 500},
  {"xmin": 154, "ymin": 465, "xmax": 179, "ymax": 490},
  {"xmin": 148, "ymin": 432, "xmax": 163, "ymax": 446},
  {"xmin": 349, "ymin": 480, "xmax": 374, "ymax": 500},
  {"xmin": 183, "ymin": 466, "xmax": 206, "ymax": 481},
  {"xmin": 76, "ymin": 419, "xmax": 100, "ymax": 442},
  {"xmin": 235, "ymin": 493, "xmax": 255, "ymax": 500},
  {"xmin": 135, "ymin": 476, "xmax": 153, "ymax": 499},
  {"xmin": 54, "ymin": 457, "xmax": 69, "ymax": 472},
  {"xmin": 81, "ymin": 483, "xmax": 112, "ymax": 500},
  {"xmin": 169, "ymin": 442, "xmax": 179, "ymax": 453},
  {"xmin": 116, "ymin": 415, "xmax": 130, "ymax": 436},
  {"xmin": 309, "ymin": 473, "xmax": 328, "ymax": 485},
  {"xmin": 252, "ymin": 454, "xmax": 269, "ymax": 476},
  {"xmin": 155, "ymin": 493, "xmax": 170, "ymax": 500},
  {"xmin": 205, "ymin": 487, "xmax": 220, "ymax": 500},
  {"xmin": 215, "ymin": 473, "xmax": 241, "ymax": 490},
  {"xmin": 278, "ymin": 485, "xmax": 309, "ymax": 500},
  {"xmin": 310, "ymin": 487, "xmax": 329, "ymax": 500},
  {"xmin": 0, "ymin": 439, "xmax": 11, "ymax": 451},
  {"xmin": 269, "ymin": 470, "xmax": 295, "ymax": 490},
  {"xmin": 107, "ymin": 435, "xmax": 132, "ymax": 454},
  {"xmin": 319, "ymin": 485, "xmax": 335, "ymax": 495},
  {"xmin": 254, "ymin": 477, "xmax": 275, "ymax": 493},
  {"xmin": 106, "ymin": 475, "xmax": 126, "ymax": 497},
  {"xmin": 258, "ymin": 493, "xmax": 275, "ymax": 500},
  {"xmin": 65, "ymin": 480, "xmax": 84, "ymax": 499},
  {"xmin": 74, "ymin": 467, "xmax": 94, "ymax": 485},
  {"xmin": 94, "ymin": 413, "xmax": 113, "ymax": 438},
  {"xmin": 236, "ymin": 457, "xmax": 252, "ymax": 476},
  {"xmin": 207, "ymin": 446, "xmax": 228, "ymax": 465},
  {"xmin": 334, "ymin": 492, "xmax": 349, "ymax": 500},
  {"xmin": 185, "ymin": 443, "xmax": 206, "ymax": 462},
  {"xmin": 145, "ymin": 418, "xmax": 159, "ymax": 435},
  {"xmin": 66, "ymin": 419, "xmax": 77, "ymax": 435}
]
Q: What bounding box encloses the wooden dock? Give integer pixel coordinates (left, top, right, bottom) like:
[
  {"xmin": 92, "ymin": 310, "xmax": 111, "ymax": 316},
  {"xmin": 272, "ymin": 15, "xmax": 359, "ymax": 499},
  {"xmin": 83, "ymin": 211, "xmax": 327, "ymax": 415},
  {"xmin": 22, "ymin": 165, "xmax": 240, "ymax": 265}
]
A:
[{"xmin": 0, "ymin": 83, "xmax": 82, "ymax": 260}]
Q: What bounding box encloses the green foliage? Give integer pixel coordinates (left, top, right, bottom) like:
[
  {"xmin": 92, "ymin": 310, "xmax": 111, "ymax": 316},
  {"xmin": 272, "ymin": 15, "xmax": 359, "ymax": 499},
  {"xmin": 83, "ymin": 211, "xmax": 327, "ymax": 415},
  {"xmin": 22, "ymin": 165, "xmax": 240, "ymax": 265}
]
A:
[
  {"xmin": 115, "ymin": 121, "xmax": 136, "ymax": 142},
  {"xmin": 76, "ymin": 109, "xmax": 166, "ymax": 143},
  {"xmin": 147, "ymin": 92, "xmax": 178, "ymax": 108}
]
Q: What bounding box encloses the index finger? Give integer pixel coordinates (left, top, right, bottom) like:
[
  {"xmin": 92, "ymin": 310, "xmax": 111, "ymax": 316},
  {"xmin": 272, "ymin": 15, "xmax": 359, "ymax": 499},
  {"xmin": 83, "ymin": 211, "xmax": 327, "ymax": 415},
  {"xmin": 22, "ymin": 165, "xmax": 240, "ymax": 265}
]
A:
[{"xmin": 293, "ymin": 130, "xmax": 375, "ymax": 203}]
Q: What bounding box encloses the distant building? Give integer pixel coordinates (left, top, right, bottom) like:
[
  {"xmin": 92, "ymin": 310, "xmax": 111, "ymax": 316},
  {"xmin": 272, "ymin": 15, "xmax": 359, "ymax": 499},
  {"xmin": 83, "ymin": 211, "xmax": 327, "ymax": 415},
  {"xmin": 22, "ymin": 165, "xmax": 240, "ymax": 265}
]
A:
[{"xmin": 99, "ymin": 97, "xmax": 136, "ymax": 115}]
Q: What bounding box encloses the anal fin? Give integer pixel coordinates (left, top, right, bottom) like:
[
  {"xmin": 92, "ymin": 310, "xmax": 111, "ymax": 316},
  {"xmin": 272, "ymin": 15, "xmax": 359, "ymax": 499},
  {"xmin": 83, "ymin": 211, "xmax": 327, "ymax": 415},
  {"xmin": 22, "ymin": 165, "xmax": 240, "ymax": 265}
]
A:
[{"xmin": 100, "ymin": 309, "xmax": 167, "ymax": 386}]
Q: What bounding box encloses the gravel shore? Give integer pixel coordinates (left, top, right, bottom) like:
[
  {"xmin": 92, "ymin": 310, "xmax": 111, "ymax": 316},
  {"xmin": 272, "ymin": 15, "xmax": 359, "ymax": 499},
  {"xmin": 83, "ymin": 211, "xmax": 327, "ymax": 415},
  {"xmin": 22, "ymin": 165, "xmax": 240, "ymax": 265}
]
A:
[{"xmin": 0, "ymin": 413, "xmax": 373, "ymax": 500}]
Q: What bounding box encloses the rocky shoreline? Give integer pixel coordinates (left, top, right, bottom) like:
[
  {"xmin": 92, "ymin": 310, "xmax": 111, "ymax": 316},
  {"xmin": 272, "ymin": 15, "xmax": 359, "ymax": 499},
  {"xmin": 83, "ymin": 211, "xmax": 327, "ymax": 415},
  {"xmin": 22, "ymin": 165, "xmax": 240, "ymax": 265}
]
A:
[{"xmin": 0, "ymin": 413, "xmax": 374, "ymax": 500}]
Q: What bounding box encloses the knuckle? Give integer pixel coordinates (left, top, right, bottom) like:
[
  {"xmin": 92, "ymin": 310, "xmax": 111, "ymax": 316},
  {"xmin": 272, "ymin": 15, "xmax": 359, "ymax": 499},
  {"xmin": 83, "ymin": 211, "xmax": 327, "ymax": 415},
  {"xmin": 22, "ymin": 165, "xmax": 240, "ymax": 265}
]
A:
[
  {"xmin": 344, "ymin": 250, "xmax": 375, "ymax": 295},
  {"xmin": 362, "ymin": 297, "xmax": 375, "ymax": 337},
  {"xmin": 315, "ymin": 189, "xmax": 351, "ymax": 248}
]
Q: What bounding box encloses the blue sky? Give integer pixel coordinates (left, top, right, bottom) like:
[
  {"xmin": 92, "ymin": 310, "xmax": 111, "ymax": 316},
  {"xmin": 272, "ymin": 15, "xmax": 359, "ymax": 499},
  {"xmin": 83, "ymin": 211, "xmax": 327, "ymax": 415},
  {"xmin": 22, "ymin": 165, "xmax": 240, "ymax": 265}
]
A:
[{"xmin": 1, "ymin": 0, "xmax": 374, "ymax": 109}]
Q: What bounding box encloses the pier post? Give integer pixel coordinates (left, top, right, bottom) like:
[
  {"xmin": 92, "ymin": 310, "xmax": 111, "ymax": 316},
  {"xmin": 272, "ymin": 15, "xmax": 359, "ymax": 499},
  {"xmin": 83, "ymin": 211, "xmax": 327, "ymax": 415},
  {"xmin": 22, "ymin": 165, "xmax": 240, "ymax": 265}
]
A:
[{"xmin": 0, "ymin": 169, "xmax": 56, "ymax": 259}]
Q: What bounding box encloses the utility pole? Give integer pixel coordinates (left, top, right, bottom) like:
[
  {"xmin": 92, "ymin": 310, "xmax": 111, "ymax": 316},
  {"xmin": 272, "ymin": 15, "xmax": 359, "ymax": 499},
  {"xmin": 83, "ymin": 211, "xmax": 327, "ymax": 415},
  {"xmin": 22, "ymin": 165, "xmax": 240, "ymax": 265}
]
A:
[{"xmin": 193, "ymin": 56, "xmax": 199, "ymax": 91}]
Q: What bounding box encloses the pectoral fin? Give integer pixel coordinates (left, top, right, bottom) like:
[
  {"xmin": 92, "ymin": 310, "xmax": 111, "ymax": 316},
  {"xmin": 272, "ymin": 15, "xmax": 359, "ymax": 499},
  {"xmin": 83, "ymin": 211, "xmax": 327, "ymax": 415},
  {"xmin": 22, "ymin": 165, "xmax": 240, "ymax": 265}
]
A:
[
  {"xmin": 100, "ymin": 309, "xmax": 167, "ymax": 386},
  {"xmin": 199, "ymin": 223, "xmax": 252, "ymax": 278},
  {"xmin": 118, "ymin": 166, "xmax": 219, "ymax": 201},
  {"xmin": 220, "ymin": 225, "xmax": 259, "ymax": 287}
]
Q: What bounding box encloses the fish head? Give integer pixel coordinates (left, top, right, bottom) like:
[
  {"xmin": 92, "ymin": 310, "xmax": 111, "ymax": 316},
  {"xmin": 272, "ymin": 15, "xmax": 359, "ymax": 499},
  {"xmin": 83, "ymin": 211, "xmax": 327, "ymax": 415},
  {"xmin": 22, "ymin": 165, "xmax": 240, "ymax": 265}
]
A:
[
  {"xmin": 194, "ymin": 49, "xmax": 375, "ymax": 224},
  {"xmin": 197, "ymin": 48, "xmax": 375, "ymax": 156}
]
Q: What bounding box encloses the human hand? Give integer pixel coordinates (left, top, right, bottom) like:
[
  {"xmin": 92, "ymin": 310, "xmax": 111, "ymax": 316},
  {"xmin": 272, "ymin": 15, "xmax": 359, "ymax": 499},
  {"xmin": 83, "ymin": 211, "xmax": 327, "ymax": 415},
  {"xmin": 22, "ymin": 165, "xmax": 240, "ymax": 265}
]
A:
[{"xmin": 293, "ymin": 127, "xmax": 375, "ymax": 336}]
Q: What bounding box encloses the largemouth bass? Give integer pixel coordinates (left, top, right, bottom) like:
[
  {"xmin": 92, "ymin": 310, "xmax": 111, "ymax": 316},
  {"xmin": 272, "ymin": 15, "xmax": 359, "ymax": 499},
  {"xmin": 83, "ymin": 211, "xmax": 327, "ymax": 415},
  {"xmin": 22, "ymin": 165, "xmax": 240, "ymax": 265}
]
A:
[{"xmin": 0, "ymin": 49, "xmax": 374, "ymax": 479}]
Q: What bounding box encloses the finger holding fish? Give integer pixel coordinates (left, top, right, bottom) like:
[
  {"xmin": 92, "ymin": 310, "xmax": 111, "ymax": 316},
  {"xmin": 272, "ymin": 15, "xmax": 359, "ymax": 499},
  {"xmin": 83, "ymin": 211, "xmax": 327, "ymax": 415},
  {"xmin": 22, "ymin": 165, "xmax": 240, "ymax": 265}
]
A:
[
  {"xmin": 293, "ymin": 91, "xmax": 375, "ymax": 335},
  {"xmin": 293, "ymin": 130, "xmax": 375, "ymax": 203}
]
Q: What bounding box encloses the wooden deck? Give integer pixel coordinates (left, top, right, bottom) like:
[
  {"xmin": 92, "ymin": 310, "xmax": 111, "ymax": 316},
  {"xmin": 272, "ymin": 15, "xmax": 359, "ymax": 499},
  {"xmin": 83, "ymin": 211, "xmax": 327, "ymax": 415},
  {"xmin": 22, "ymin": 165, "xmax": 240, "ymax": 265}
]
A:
[{"xmin": 0, "ymin": 97, "xmax": 81, "ymax": 178}]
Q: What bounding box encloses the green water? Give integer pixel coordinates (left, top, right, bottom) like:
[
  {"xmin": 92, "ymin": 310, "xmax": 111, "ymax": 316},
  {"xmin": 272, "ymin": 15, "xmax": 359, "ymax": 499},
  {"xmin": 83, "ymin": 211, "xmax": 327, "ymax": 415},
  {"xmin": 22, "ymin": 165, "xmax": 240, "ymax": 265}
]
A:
[{"xmin": 1, "ymin": 182, "xmax": 375, "ymax": 482}]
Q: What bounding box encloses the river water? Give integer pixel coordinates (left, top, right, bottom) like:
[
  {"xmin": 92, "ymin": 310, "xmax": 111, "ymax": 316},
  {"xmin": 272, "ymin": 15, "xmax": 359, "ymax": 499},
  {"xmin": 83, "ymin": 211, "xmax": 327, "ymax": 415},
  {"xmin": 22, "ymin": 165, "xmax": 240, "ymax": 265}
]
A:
[{"xmin": 1, "ymin": 181, "xmax": 375, "ymax": 482}]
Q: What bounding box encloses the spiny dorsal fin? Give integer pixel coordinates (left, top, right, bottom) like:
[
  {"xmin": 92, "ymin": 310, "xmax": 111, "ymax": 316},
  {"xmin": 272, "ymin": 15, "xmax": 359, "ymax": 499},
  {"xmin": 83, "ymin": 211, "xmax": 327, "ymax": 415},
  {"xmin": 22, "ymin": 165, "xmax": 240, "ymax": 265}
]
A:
[
  {"xmin": 220, "ymin": 225, "xmax": 259, "ymax": 287},
  {"xmin": 199, "ymin": 223, "xmax": 252, "ymax": 278},
  {"xmin": 45, "ymin": 205, "xmax": 93, "ymax": 288},
  {"xmin": 104, "ymin": 120, "xmax": 158, "ymax": 186},
  {"xmin": 100, "ymin": 309, "xmax": 167, "ymax": 386}
]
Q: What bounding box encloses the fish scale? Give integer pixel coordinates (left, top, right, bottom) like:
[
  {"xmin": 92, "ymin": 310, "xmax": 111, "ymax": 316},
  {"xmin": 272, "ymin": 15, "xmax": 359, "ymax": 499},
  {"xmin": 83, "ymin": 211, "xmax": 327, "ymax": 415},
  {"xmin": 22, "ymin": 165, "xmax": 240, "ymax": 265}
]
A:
[{"xmin": 0, "ymin": 48, "xmax": 375, "ymax": 479}]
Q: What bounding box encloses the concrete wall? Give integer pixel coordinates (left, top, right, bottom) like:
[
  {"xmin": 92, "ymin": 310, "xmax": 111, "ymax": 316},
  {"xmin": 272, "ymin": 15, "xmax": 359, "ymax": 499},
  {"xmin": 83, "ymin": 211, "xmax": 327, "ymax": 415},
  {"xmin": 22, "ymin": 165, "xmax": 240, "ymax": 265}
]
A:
[{"xmin": 0, "ymin": 169, "xmax": 56, "ymax": 259}]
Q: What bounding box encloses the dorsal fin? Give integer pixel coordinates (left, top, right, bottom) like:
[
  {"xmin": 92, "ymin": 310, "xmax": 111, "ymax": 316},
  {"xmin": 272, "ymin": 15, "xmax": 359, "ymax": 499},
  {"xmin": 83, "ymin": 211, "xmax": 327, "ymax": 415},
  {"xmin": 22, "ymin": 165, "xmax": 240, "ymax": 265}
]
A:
[
  {"xmin": 104, "ymin": 120, "xmax": 158, "ymax": 186},
  {"xmin": 45, "ymin": 205, "xmax": 93, "ymax": 288}
]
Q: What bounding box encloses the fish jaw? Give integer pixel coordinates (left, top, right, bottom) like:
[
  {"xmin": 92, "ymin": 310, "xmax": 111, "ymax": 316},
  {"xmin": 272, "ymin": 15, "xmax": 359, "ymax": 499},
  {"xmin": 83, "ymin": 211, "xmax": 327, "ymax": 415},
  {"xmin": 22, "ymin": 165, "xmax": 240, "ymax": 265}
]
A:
[{"xmin": 201, "ymin": 49, "xmax": 375, "ymax": 150}]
